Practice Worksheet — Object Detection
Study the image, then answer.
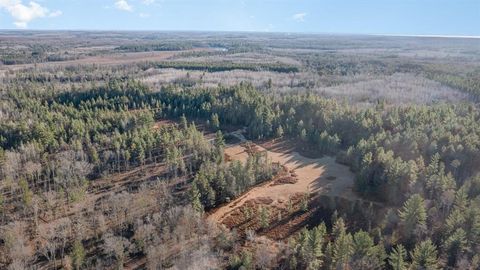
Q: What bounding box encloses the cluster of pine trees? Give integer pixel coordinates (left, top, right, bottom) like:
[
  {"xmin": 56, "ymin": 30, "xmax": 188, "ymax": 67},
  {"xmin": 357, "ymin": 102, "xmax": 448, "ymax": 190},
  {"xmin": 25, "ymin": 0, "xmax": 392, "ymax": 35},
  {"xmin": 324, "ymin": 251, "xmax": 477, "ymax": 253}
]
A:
[
  {"xmin": 150, "ymin": 82, "xmax": 480, "ymax": 268},
  {"xmin": 285, "ymin": 216, "xmax": 449, "ymax": 270},
  {"xmin": 190, "ymin": 134, "xmax": 280, "ymax": 211}
]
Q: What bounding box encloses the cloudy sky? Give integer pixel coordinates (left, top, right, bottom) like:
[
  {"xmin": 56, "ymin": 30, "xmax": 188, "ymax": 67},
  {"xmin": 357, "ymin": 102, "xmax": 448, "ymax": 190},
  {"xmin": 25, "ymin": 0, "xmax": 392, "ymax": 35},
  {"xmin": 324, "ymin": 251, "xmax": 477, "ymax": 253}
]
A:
[{"xmin": 0, "ymin": 0, "xmax": 478, "ymax": 36}]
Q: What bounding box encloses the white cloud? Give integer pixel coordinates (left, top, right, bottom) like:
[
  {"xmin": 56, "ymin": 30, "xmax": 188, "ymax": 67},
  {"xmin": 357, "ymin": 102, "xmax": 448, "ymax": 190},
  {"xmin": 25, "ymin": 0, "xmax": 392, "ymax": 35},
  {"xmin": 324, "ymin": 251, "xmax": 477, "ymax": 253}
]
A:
[
  {"xmin": 49, "ymin": 10, "xmax": 62, "ymax": 17},
  {"xmin": 292, "ymin": 12, "xmax": 307, "ymax": 22},
  {"xmin": 0, "ymin": 0, "xmax": 62, "ymax": 28},
  {"xmin": 14, "ymin": 21, "xmax": 27, "ymax": 28},
  {"xmin": 142, "ymin": 0, "xmax": 155, "ymax": 5},
  {"xmin": 114, "ymin": 0, "xmax": 133, "ymax": 12}
]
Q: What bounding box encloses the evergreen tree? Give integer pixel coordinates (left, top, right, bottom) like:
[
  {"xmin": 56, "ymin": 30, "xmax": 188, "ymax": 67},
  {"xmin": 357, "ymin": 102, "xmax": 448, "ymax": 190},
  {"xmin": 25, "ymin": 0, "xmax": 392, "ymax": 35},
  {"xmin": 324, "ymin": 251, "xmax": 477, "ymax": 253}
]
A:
[
  {"xmin": 398, "ymin": 194, "xmax": 427, "ymax": 241},
  {"xmin": 211, "ymin": 113, "xmax": 220, "ymax": 130},
  {"xmin": 180, "ymin": 114, "xmax": 188, "ymax": 130},
  {"xmin": 444, "ymin": 228, "xmax": 468, "ymax": 267},
  {"xmin": 275, "ymin": 125, "xmax": 284, "ymax": 138},
  {"xmin": 214, "ymin": 131, "xmax": 225, "ymax": 164},
  {"xmin": 332, "ymin": 230, "xmax": 354, "ymax": 269},
  {"xmin": 351, "ymin": 230, "xmax": 386, "ymax": 269},
  {"xmin": 388, "ymin": 245, "xmax": 408, "ymax": 270},
  {"xmin": 71, "ymin": 240, "xmax": 86, "ymax": 270},
  {"xmin": 19, "ymin": 178, "xmax": 33, "ymax": 209},
  {"xmin": 190, "ymin": 183, "xmax": 203, "ymax": 212},
  {"xmin": 259, "ymin": 206, "xmax": 270, "ymax": 229},
  {"xmin": 311, "ymin": 223, "xmax": 326, "ymax": 259},
  {"xmin": 300, "ymin": 128, "xmax": 307, "ymax": 142},
  {"xmin": 410, "ymin": 240, "xmax": 440, "ymax": 270}
]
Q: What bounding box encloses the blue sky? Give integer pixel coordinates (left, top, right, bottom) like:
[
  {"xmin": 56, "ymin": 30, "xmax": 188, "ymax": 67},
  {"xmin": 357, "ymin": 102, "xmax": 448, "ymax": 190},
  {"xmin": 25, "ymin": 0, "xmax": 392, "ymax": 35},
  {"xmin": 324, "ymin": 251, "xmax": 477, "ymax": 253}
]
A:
[{"xmin": 0, "ymin": 0, "xmax": 479, "ymax": 36}]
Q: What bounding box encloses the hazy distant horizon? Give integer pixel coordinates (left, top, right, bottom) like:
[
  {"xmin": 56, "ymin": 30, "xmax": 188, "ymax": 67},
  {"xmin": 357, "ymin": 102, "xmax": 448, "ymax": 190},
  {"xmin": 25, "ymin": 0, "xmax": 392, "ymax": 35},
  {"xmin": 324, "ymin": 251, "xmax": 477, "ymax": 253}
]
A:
[
  {"xmin": 0, "ymin": 0, "xmax": 478, "ymax": 36},
  {"xmin": 0, "ymin": 29, "xmax": 479, "ymax": 40}
]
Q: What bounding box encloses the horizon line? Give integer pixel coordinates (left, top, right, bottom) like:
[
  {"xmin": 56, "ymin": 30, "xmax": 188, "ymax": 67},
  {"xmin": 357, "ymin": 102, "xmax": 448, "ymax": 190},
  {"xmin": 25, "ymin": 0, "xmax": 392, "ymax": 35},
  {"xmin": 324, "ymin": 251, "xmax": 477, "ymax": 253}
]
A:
[{"xmin": 0, "ymin": 29, "xmax": 479, "ymax": 39}]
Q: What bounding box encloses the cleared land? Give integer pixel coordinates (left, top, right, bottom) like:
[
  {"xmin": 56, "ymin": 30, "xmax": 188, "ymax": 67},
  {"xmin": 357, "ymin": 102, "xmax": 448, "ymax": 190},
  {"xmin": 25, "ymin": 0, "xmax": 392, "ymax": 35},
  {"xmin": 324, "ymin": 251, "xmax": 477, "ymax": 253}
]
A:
[{"xmin": 208, "ymin": 133, "xmax": 356, "ymax": 227}]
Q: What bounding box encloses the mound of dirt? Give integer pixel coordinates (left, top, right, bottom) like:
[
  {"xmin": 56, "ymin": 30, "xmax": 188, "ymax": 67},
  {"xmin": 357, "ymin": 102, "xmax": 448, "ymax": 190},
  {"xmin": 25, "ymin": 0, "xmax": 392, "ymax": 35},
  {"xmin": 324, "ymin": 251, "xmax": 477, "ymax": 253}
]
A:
[
  {"xmin": 272, "ymin": 176, "xmax": 298, "ymax": 186},
  {"xmin": 250, "ymin": 197, "xmax": 274, "ymax": 205}
]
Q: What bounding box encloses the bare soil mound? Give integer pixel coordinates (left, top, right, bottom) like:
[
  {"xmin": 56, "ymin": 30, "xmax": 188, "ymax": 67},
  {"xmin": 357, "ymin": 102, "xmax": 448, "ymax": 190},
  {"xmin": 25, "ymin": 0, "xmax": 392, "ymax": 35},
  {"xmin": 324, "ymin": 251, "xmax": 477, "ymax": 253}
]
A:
[{"xmin": 272, "ymin": 176, "xmax": 298, "ymax": 186}]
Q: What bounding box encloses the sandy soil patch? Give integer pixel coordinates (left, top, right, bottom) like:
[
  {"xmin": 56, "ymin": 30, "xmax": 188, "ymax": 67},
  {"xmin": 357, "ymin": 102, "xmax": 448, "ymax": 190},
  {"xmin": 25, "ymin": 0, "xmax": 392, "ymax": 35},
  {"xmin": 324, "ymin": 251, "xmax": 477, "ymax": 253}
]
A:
[{"xmin": 208, "ymin": 137, "xmax": 356, "ymax": 224}]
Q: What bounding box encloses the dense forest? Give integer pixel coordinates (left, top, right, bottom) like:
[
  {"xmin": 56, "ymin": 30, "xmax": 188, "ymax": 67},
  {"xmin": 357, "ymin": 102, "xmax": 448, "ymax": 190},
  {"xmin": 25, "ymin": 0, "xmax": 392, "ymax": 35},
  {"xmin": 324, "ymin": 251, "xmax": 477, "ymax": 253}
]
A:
[{"xmin": 0, "ymin": 31, "xmax": 479, "ymax": 269}]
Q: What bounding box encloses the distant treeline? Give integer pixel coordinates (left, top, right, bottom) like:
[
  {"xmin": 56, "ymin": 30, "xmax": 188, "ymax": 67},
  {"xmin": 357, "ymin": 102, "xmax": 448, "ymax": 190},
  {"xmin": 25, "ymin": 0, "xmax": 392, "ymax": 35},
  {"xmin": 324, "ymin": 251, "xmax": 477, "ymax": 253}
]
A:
[
  {"xmin": 114, "ymin": 42, "xmax": 196, "ymax": 52},
  {"xmin": 425, "ymin": 68, "xmax": 480, "ymax": 101},
  {"xmin": 0, "ymin": 52, "xmax": 80, "ymax": 65},
  {"xmin": 302, "ymin": 53, "xmax": 480, "ymax": 99},
  {"xmin": 152, "ymin": 61, "xmax": 299, "ymax": 73}
]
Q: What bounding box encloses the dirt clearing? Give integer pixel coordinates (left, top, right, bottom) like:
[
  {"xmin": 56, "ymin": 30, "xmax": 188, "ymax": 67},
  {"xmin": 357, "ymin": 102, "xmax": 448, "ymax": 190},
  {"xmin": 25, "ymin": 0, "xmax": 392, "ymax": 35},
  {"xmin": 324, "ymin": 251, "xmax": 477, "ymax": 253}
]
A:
[{"xmin": 208, "ymin": 135, "xmax": 356, "ymax": 226}]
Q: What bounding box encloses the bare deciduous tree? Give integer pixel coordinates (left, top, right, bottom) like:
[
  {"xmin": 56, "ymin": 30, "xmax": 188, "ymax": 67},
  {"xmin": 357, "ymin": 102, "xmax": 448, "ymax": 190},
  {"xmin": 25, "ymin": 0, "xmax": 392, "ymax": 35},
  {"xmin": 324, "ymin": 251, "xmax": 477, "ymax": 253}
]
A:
[
  {"xmin": 2, "ymin": 222, "xmax": 33, "ymax": 268},
  {"xmin": 103, "ymin": 232, "xmax": 131, "ymax": 269}
]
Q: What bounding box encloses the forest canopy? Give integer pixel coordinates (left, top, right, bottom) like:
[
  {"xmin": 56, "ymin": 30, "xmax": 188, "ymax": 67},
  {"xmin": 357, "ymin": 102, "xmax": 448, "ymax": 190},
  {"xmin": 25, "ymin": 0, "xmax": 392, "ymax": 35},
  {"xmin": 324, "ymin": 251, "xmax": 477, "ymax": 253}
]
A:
[{"xmin": 0, "ymin": 32, "xmax": 479, "ymax": 269}]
